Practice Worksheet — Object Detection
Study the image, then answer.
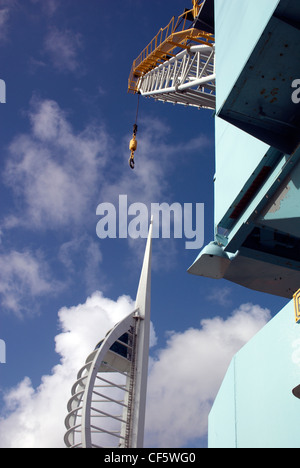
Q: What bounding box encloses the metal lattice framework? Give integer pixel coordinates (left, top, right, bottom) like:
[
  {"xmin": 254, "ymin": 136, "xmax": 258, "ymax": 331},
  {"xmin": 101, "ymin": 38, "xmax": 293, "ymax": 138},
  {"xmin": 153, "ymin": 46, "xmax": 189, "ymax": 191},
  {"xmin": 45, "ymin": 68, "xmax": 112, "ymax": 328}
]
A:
[
  {"xmin": 137, "ymin": 44, "xmax": 215, "ymax": 109},
  {"xmin": 128, "ymin": 1, "xmax": 214, "ymax": 93},
  {"xmin": 64, "ymin": 220, "xmax": 153, "ymax": 449}
]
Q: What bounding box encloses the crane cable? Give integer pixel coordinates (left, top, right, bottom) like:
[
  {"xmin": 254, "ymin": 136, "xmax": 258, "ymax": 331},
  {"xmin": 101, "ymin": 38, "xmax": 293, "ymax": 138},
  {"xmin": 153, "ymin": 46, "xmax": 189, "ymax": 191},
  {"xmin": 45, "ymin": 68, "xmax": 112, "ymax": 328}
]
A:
[{"xmin": 129, "ymin": 94, "xmax": 140, "ymax": 170}]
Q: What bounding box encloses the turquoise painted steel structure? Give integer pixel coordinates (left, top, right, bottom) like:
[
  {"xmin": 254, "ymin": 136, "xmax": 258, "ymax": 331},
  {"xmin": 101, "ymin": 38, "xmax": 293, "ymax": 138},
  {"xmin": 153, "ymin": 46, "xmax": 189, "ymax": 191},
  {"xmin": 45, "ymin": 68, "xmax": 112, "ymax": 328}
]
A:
[
  {"xmin": 189, "ymin": 0, "xmax": 300, "ymax": 299},
  {"xmin": 209, "ymin": 301, "xmax": 300, "ymax": 448},
  {"xmin": 186, "ymin": 0, "xmax": 300, "ymax": 448},
  {"xmin": 128, "ymin": 0, "xmax": 300, "ymax": 449}
]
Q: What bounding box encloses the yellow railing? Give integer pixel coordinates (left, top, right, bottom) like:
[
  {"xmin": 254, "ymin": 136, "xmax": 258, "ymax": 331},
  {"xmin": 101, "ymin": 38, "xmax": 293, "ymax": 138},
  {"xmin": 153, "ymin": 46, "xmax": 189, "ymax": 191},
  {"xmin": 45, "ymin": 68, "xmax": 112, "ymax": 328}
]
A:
[
  {"xmin": 192, "ymin": 0, "xmax": 202, "ymax": 19},
  {"xmin": 128, "ymin": 1, "xmax": 214, "ymax": 93},
  {"xmin": 135, "ymin": 15, "xmax": 176, "ymax": 71},
  {"xmin": 293, "ymin": 288, "xmax": 300, "ymax": 323}
]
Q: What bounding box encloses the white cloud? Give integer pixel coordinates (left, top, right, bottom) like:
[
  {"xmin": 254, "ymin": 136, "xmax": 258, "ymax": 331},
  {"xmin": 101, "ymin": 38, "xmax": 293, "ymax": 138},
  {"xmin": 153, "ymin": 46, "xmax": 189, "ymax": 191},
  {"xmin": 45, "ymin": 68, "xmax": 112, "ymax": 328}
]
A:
[
  {"xmin": 100, "ymin": 116, "xmax": 209, "ymax": 208},
  {"xmin": 0, "ymin": 292, "xmax": 134, "ymax": 448},
  {"xmin": 0, "ymin": 0, "xmax": 16, "ymax": 43},
  {"xmin": 3, "ymin": 98, "xmax": 108, "ymax": 230},
  {"xmin": 0, "ymin": 7, "xmax": 9, "ymax": 40},
  {"xmin": 97, "ymin": 115, "xmax": 209, "ymax": 271},
  {"xmin": 100, "ymin": 120, "xmax": 170, "ymax": 207},
  {"xmin": 3, "ymin": 102, "xmax": 195, "ymax": 237},
  {"xmin": 2, "ymin": 102, "xmax": 208, "ymax": 244},
  {"xmin": 31, "ymin": 0, "xmax": 59, "ymax": 16},
  {"xmin": 44, "ymin": 27, "xmax": 83, "ymax": 72},
  {"xmin": 0, "ymin": 102, "xmax": 207, "ymax": 316},
  {"xmin": 0, "ymin": 249, "xmax": 61, "ymax": 317},
  {"xmin": 206, "ymin": 286, "xmax": 233, "ymax": 307},
  {"xmin": 57, "ymin": 234, "xmax": 107, "ymax": 297},
  {"xmin": 145, "ymin": 303, "xmax": 271, "ymax": 448},
  {"xmin": 83, "ymin": 239, "xmax": 104, "ymax": 294},
  {"xmin": 0, "ymin": 297, "xmax": 270, "ymax": 448}
]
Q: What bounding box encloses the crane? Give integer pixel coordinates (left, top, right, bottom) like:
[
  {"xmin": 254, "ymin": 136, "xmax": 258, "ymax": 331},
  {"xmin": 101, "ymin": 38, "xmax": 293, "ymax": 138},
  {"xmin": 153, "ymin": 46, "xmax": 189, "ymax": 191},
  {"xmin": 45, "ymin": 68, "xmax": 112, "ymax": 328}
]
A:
[
  {"xmin": 128, "ymin": 1, "xmax": 215, "ymax": 108},
  {"xmin": 127, "ymin": 1, "xmax": 215, "ymax": 168}
]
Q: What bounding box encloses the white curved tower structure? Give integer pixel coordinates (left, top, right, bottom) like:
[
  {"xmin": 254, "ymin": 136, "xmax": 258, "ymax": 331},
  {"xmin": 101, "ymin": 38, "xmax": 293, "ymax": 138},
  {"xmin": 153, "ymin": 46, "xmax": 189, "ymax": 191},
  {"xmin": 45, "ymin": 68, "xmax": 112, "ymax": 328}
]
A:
[{"xmin": 64, "ymin": 220, "xmax": 153, "ymax": 448}]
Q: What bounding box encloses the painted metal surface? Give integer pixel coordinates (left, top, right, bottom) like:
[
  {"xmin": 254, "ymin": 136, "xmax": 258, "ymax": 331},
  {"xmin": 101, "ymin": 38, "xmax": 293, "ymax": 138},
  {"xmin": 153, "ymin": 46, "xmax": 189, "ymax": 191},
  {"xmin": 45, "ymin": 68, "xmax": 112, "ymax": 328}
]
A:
[
  {"xmin": 214, "ymin": 0, "xmax": 300, "ymax": 229},
  {"xmin": 209, "ymin": 300, "xmax": 300, "ymax": 448},
  {"xmin": 218, "ymin": 5, "xmax": 300, "ymax": 155},
  {"xmin": 190, "ymin": 0, "xmax": 300, "ymax": 299},
  {"xmin": 214, "ymin": 118, "xmax": 271, "ymax": 229},
  {"xmin": 215, "ymin": 0, "xmax": 280, "ymax": 112}
]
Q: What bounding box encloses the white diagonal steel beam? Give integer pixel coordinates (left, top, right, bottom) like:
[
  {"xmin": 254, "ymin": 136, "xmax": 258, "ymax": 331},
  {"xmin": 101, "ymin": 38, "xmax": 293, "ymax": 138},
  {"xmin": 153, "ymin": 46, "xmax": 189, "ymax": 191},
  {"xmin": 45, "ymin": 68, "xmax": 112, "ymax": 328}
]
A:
[{"xmin": 138, "ymin": 44, "xmax": 215, "ymax": 110}]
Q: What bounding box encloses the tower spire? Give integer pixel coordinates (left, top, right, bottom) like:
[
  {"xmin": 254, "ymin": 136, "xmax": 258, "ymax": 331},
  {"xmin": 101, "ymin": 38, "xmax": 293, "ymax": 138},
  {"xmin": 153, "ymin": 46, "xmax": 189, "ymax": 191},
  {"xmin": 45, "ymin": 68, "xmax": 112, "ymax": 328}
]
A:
[
  {"xmin": 64, "ymin": 218, "xmax": 153, "ymax": 449},
  {"xmin": 135, "ymin": 216, "xmax": 153, "ymax": 316},
  {"xmin": 130, "ymin": 216, "xmax": 153, "ymax": 447}
]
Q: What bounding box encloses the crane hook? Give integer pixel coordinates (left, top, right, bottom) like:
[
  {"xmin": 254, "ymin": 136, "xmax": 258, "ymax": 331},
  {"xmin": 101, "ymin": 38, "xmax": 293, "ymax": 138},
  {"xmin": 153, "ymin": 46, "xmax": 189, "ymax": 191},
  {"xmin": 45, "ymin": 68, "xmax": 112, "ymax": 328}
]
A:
[
  {"xmin": 129, "ymin": 154, "xmax": 135, "ymax": 169},
  {"xmin": 129, "ymin": 123, "xmax": 138, "ymax": 170}
]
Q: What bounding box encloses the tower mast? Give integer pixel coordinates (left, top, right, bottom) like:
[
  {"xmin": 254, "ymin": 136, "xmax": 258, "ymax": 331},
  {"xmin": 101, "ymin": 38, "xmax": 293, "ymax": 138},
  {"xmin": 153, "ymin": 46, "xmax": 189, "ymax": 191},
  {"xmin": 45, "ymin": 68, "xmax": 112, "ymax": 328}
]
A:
[
  {"xmin": 127, "ymin": 216, "xmax": 153, "ymax": 447},
  {"xmin": 64, "ymin": 219, "xmax": 153, "ymax": 449}
]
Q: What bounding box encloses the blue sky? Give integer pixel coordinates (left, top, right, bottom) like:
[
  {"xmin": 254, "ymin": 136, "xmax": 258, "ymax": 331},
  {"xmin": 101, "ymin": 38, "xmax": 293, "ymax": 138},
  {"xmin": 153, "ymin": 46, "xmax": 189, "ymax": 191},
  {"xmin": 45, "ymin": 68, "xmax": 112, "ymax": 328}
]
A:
[{"xmin": 0, "ymin": 0, "xmax": 288, "ymax": 448}]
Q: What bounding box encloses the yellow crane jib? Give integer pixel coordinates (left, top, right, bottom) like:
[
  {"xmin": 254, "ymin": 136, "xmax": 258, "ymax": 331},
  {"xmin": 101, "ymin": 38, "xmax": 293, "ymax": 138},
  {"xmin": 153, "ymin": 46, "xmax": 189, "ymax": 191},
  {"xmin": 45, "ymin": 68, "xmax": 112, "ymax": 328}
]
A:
[
  {"xmin": 127, "ymin": 1, "xmax": 213, "ymax": 94},
  {"xmin": 129, "ymin": 124, "xmax": 138, "ymax": 169}
]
